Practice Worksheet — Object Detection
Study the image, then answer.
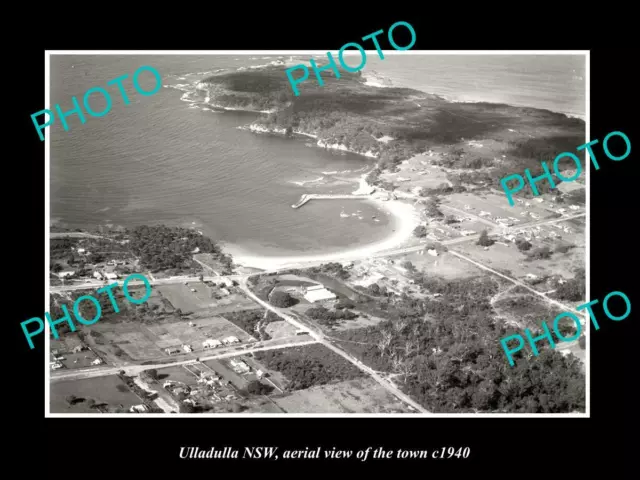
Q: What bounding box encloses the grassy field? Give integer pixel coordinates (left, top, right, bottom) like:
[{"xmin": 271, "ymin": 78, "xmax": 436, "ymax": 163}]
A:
[
  {"xmin": 264, "ymin": 320, "xmax": 298, "ymax": 338},
  {"xmin": 272, "ymin": 377, "xmax": 411, "ymax": 413},
  {"xmin": 389, "ymin": 251, "xmax": 480, "ymax": 279},
  {"xmin": 155, "ymin": 365, "xmax": 200, "ymax": 386},
  {"xmin": 156, "ymin": 283, "xmax": 215, "ymax": 312},
  {"xmin": 157, "ymin": 282, "xmax": 258, "ymax": 314},
  {"xmin": 493, "ymin": 291, "xmax": 566, "ymax": 330},
  {"xmin": 144, "ymin": 315, "xmax": 255, "ymax": 350},
  {"xmin": 453, "ymin": 241, "xmax": 584, "ymax": 285},
  {"xmin": 50, "ymin": 376, "xmax": 141, "ymax": 413}
]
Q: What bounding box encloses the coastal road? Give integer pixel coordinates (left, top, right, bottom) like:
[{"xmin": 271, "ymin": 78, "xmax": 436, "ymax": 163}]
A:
[
  {"xmin": 439, "ymin": 204, "xmax": 500, "ymax": 229},
  {"xmin": 238, "ymin": 279, "xmax": 430, "ymax": 413},
  {"xmin": 51, "ymin": 336, "xmax": 319, "ymax": 383}
]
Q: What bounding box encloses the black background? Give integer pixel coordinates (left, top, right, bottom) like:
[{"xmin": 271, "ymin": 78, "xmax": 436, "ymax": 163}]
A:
[{"xmin": 9, "ymin": 13, "xmax": 634, "ymax": 476}]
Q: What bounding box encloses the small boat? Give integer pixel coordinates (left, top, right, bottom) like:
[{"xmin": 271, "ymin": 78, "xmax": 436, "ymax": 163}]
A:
[{"xmin": 340, "ymin": 212, "xmax": 350, "ymax": 218}]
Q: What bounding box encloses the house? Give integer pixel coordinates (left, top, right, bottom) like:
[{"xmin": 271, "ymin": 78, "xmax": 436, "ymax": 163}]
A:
[
  {"xmin": 105, "ymin": 272, "xmax": 118, "ymax": 281},
  {"xmin": 303, "ymin": 284, "xmax": 337, "ymax": 303},
  {"xmin": 219, "ymin": 288, "xmax": 230, "ymax": 296},
  {"xmin": 173, "ymin": 386, "xmax": 190, "ymax": 396},
  {"xmin": 165, "ymin": 348, "xmax": 181, "ymax": 355},
  {"xmin": 58, "ymin": 271, "xmax": 75, "ymax": 278},
  {"xmin": 569, "ymin": 205, "xmax": 580, "ymax": 210},
  {"xmin": 50, "ymin": 362, "xmax": 63, "ymax": 370},
  {"xmin": 222, "ymin": 336, "xmax": 240, "ymax": 345},
  {"xmin": 203, "ymin": 339, "xmax": 222, "ymax": 349},
  {"xmin": 182, "ymin": 344, "xmax": 193, "ymax": 353},
  {"xmin": 93, "ymin": 271, "xmax": 103, "ymax": 280},
  {"xmin": 130, "ymin": 404, "xmax": 149, "ymax": 413},
  {"xmin": 91, "ymin": 358, "xmax": 103, "ymax": 365},
  {"xmin": 427, "ymin": 249, "xmax": 438, "ymax": 257},
  {"xmin": 229, "ymin": 359, "xmax": 251, "ymax": 374},
  {"xmin": 72, "ymin": 345, "xmax": 86, "ymax": 353}
]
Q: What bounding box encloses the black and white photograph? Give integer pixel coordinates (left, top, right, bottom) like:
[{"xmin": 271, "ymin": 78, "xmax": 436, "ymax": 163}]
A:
[{"xmin": 44, "ymin": 51, "xmax": 589, "ymax": 416}]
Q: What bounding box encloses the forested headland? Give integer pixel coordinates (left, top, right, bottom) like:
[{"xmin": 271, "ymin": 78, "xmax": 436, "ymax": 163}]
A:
[{"xmin": 199, "ymin": 65, "xmax": 585, "ymax": 192}]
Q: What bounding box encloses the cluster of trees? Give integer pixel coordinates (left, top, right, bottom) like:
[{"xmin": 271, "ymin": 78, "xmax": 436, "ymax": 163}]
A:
[
  {"xmin": 51, "ymin": 238, "xmax": 80, "ymax": 260},
  {"xmin": 477, "ymin": 230, "xmax": 495, "ymax": 247},
  {"xmin": 140, "ymin": 369, "xmax": 159, "ymax": 383},
  {"xmin": 254, "ymin": 344, "xmax": 364, "ymax": 391},
  {"xmin": 306, "ymin": 262, "xmax": 351, "ymax": 280},
  {"xmin": 305, "ymin": 305, "xmax": 357, "ymax": 327},
  {"xmin": 413, "ymin": 225, "xmax": 427, "ymax": 238},
  {"xmin": 554, "ymin": 243, "xmax": 575, "ymax": 254},
  {"xmin": 270, "ymin": 291, "xmax": 297, "ymax": 308},
  {"xmin": 332, "ymin": 275, "xmax": 585, "ymax": 413},
  {"xmin": 422, "ymin": 198, "xmax": 443, "ymax": 218},
  {"xmin": 129, "ymin": 225, "xmax": 230, "ymax": 273},
  {"xmin": 527, "ymin": 246, "xmax": 553, "ymax": 260},
  {"xmin": 516, "ymin": 238, "xmax": 532, "ymax": 251},
  {"xmin": 420, "ymin": 183, "xmax": 467, "ymax": 197},
  {"xmin": 367, "ymin": 283, "xmax": 392, "ymax": 298},
  {"xmin": 365, "ymin": 168, "xmax": 396, "ymax": 192},
  {"xmin": 242, "ymin": 380, "xmax": 275, "ymax": 396},
  {"xmin": 553, "ymin": 267, "xmax": 585, "ymax": 302},
  {"xmin": 431, "ymin": 147, "xmax": 494, "ymax": 170},
  {"xmin": 223, "ymin": 309, "xmax": 273, "ymax": 340}
]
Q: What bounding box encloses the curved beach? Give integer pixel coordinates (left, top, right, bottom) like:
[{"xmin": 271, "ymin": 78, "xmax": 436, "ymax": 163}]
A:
[{"xmin": 228, "ymin": 197, "xmax": 420, "ymax": 270}]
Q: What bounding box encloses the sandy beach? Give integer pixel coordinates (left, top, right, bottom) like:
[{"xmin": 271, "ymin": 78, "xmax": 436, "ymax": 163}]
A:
[{"xmin": 228, "ymin": 192, "xmax": 421, "ymax": 271}]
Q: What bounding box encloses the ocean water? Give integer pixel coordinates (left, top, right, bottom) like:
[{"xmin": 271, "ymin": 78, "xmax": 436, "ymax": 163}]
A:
[
  {"xmin": 367, "ymin": 54, "xmax": 586, "ymax": 118},
  {"xmin": 49, "ymin": 54, "xmax": 585, "ymax": 259}
]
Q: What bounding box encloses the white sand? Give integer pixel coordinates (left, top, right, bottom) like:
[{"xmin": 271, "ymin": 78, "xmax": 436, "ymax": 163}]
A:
[{"xmin": 229, "ymin": 198, "xmax": 420, "ymax": 270}]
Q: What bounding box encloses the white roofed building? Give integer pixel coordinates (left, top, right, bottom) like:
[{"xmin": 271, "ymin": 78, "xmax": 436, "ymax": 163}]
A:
[
  {"xmin": 303, "ymin": 285, "xmax": 336, "ymax": 303},
  {"xmin": 203, "ymin": 339, "xmax": 222, "ymax": 349}
]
